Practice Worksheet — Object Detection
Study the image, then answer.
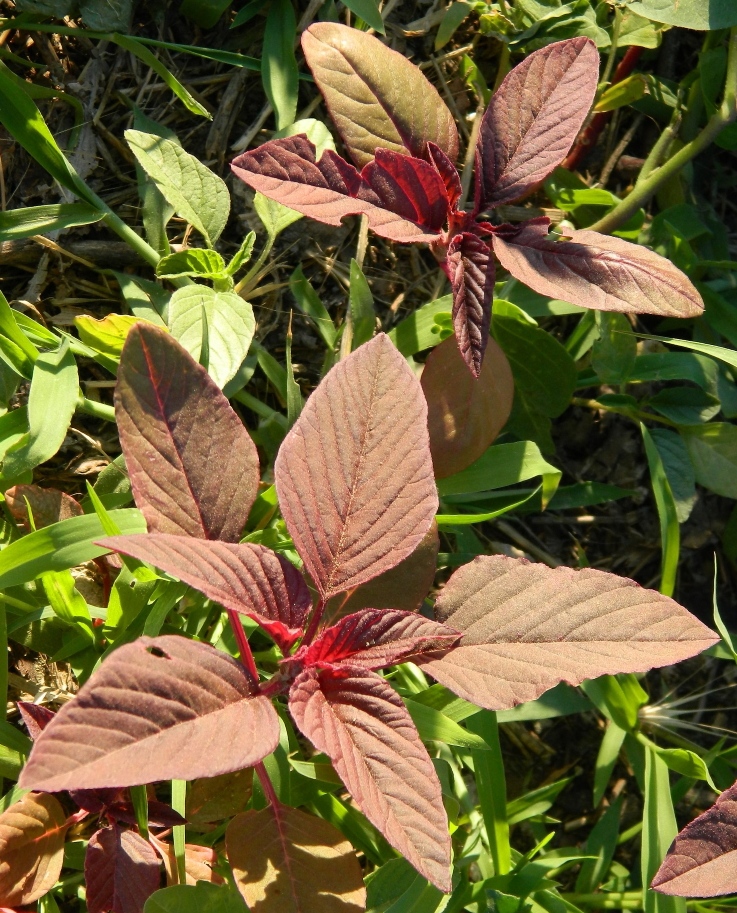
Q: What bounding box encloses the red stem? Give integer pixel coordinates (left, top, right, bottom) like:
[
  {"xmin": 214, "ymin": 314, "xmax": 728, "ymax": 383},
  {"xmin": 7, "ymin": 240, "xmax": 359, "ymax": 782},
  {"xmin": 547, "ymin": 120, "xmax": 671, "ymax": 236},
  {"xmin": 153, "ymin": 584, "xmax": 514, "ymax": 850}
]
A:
[
  {"xmin": 227, "ymin": 608, "xmax": 260, "ymax": 686},
  {"xmin": 300, "ymin": 597, "xmax": 325, "ymax": 647},
  {"xmin": 563, "ymin": 45, "xmax": 644, "ymax": 171},
  {"xmin": 255, "ymin": 761, "xmax": 280, "ymax": 807}
]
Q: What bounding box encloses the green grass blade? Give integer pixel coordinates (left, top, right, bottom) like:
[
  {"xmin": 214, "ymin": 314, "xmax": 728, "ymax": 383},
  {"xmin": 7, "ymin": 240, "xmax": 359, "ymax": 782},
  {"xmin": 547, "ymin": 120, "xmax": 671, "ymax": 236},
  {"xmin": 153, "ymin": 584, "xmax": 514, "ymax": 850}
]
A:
[
  {"xmin": 642, "ymin": 746, "xmax": 686, "ymax": 913},
  {"xmin": 641, "ymin": 423, "xmax": 680, "ymax": 597},
  {"xmin": 466, "ymin": 711, "xmax": 511, "ymax": 876}
]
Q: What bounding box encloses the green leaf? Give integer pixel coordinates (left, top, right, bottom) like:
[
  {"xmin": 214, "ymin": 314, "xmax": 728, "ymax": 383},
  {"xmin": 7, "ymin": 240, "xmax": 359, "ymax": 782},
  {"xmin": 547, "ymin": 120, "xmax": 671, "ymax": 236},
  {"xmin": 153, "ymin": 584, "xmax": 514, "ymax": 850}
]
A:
[
  {"xmin": 645, "ymin": 740, "xmax": 718, "ymax": 791},
  {"xmin": 648, "ymin": 387, "xmax": 721, "ymax": 425},
  {"xmin": 642, "ymin": 424, "xmax": 680, "ymax": 597},
  {"xmin": 436, "ymin": 1, "xmax": 474, "ymax": 49},
  {"xmin": 168, "ymin": 286, "xmax": 255, "ymax": 389},
  {"xmin": 619, "ymin": 10, "xmax": 662, "ymax": 48},
  {"xmin": 636, "ymin": 333, "xmax": 737, "ymax": 375},
  {"xmin": 592, "ymin": 313, "xmax": 637, "ymax": 384},
  {"xmin": 348, "ymin": 259, "xmax": 376, "ymax": 351},
  {"xmin": 253, "ymin": 191, "xmax": 302, "ymax": 240},
  {"xmin": 262, "ymin": 0, "xmax": 298, "ymax": 130},
  {"xmin": 111, "ymin": 34, "xmax": 209, "ymax": 118},
  {"xmin": 113, "ymin": 272, "xmax": 168, "ymax": 327},
  {"xmin": 0, "ymin": 509, "xmax": 145, "ymax": 590},
  {"xmin": 289, "ymin": 267, "xmax": 338, "ymax": 350},
  {"xmin": 641, "ymin": 748, "xmax": 687, "ymax": 913},
  {"xmin": 629, "ymin": 0, "xmax": 737, "ymax": 30},
  {"xmin": 3, "ymin": 340, "xmax": 78, "ymax": 478},
  {"xmin": 581, "ymin": 674, "xmax": 647, "ymax": 732},
  {"xmin": 593, "ymin": 722, "xmax": 627, "ymax": 808},
  {"xmin": 437, "ymin": 441, "xmax": 560, "ymax": 500},
  {"xmin": 402, "ymin": 697, "xmax": 490, "ymax": 751},
  {"xmin": 435, "ymin": 489, "xmax": 537, "ymax": 526},
  {"xmin": 42, "ymin": 570, "xmax": 92, "ymax": 626},
  {"xmin": 79, "ymin": 0, "xmax": 132, "ymax": 29},
  {"xmin": 681, "ymin": 423, "xmax": 737, "ymax": 500},
  {"xmin": 0, "ymin": 203, "xmax": 104, "ymax": 241},
  {"xmin": 342, "ymin": 0, "xmax": 385, "ymax": 33},
  {"xmin": 285, "ymin": 322, "xmax": 303, "ymax": 429},
  {"xmin": 125, "ymin": 130, "xmax": 229, "ymax": 247},
  {"xmin": 273, "ymin": 118, "xmax": 337, "ymax": 160},
  {"xmin": 156, "ymin": 249, "xmax": 227, "ymax": 280},
  {"xmin": 649, "ymin": 429, "xmax": 697, "ymax": 524},
  {"xmin": 0, "ymin": 290, "xmax": 38, "ymax": 378},
  {"xmin": 179, "ymin": 0, "xmax": 233, "ymax": 28},
  {"xmin": 144, "ymin": 882, "xmax": 247, "ymax": 913},
  {"xmin": 74, "ymin": 314, "xmax": 143, "ymax": 358},
  {"xmin": 576, "ymin": 796, "xmax": 623, "ymax": 893},
  {"xmin": 388, "ymin": 296, "xmax": 452, "ymax": 356},
  {"xmin": 225, "ymin": 233, "xmax": 256, "ymax": 277}
]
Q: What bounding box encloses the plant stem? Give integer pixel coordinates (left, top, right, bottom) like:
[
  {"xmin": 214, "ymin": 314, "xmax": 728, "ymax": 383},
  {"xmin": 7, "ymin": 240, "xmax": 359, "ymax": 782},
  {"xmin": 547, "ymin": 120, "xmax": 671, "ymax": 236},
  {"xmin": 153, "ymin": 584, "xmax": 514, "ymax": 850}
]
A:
[
  {"xmin": 255, "ymin": 760, "xmax": 280, "ymax": 807},
  {"xmin": 301, "ymin": 597, "xmax": 326, "ymax": 646},
  {"xmin": 227, "ymin": 608, "xmax": 260, "ymax": 685},
  {"xmin": 76, "ymin": 394, "xmax": 116, "ymax": 423},
  {"xmin": 571, "ymin": 397, "xmax": 677, "ymax": 428},
  {"xmin": 590, "ymin": 27, "xmax": 737, "ymax": 234}
]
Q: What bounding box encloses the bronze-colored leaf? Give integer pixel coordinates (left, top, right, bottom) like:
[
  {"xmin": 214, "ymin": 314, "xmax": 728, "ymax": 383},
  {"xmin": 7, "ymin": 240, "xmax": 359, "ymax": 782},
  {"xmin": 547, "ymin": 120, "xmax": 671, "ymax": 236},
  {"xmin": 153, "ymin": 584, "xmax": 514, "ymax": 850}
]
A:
[
  {"xmin": 186, "ymin": 768, "xmax": 254, "ymax": 828},
  {"xmin": 116, "ymin": 324, "xmax": 259, "ymax": 541},
  {"xmin": 5, "ymin": 484, "xmax": 82, "ymax": 529},
  {"xmin": 289, "ymin": 666, "xmax": 451, "ymax": 891},
  {"xmin": 19, "ymin": 635, "xmax": 280, "ymax": 792},
  {"xmin": 0, "ymin": 792, "xmax": 69, "ymax": 906},
  {"xmin": 422, "ymin": 336, "xmax": 514, "ymax": 479},
  {"xmin": 275, "ymin": 334, "xmax": 437, "ymax": 601},
  {"xmin": 302, "ymin": 22, "xmax": 459, "ymax": 168},
  {"xmin": 226, "ymin": 804, "xmax": 366, "ymax": 913},
  {"xmin": 85, "ymin": 825, "xmax": 160, "ymax": 913},
  {"xmin": 421, "ymin": 556, "xmax": 718, "ymax": 710}
]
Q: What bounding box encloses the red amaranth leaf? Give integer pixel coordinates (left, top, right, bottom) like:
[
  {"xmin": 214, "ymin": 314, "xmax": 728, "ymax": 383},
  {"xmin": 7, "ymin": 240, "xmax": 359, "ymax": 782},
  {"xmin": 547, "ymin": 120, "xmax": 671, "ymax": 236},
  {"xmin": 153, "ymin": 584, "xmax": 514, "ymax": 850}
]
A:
[
  {"xmin": 85, "ymin": 825, "xmax": 160, "ymax": 913},
  {"xmin": 226, "ymin": 804, "xmax": 366, "ymax": 913},
  {"xmin": 428, "ymin": 143, "xmax": 462, "ymax": 210},
  {"xmin": 0, "ymin": 792, "xmax": 69, "ymax": 906},
  {"xmin": 652, "ymin": 780, "xmax": 737, "ymax": 898},
  {"xmin": 98, "ymin": 534, "xmax": 310, "ymax": 651},
  {"xmin": 301, "ymin": 22, "xmax": 459, "ymax": 168},
  {"xmin": 231, "ymin": 137, "xmax": 449, "ymax": 243},
  {"xmin": 106, "ymin": 799, "xmax": 186, "ymax": 829},
  {"xmin": 447, "ymin": 232, "xmax": 494, "ymax": 377},
  {"xmin": 289, "ymin": 666, "xmax": 451, "ymax": 891},
  {"xmin": 478, "ymin": 37, "xmax": 599, "ymax": 207},
  {"xmin": 421, "ymin": 556, "xmax": 718, "ymax": 710},
  {"xmin": 17, "ymin": 702, "xmax": 55, "ymax": 741},
  {"xmin": 275, "ymin": 334, "xmax": 438, "ymax": 601},
  {"xmin": 5, "ymin": 484, "xmax": 82, "ymax": 529},
  {"xmin": 116, "ymin": 324, "xmax": 259, "ymax": 541},
  {"xmin": 492, "ymin": 218, "xmax": 704, "ymax": 318},
  {"xmin": 19, "ymin": 635, "xmax": 280, "ymax": 792},
  {"xmin": 422, "ymin": 335, "xmax": 514, "ymax": 479},
  {"xmin": 302, "ymin": 609, "xmax": 460, "ymax": 670}
]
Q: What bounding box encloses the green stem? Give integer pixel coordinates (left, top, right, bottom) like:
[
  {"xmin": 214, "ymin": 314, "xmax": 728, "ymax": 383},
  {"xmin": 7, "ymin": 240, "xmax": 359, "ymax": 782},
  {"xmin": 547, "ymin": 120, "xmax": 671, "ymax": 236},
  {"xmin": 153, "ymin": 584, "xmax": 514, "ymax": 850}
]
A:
[
  {"xmin": 590, "ymin": 27, "xmax": 737, "ymax": 234},
  {"xmin": 600, "ymin": 7, "xmax": 622, "ymax": 88},
  {"xmin": 236, "ymin": 236, "xmax": 275, "ymax": 294},
  {"xmin": 635, "ymin": 110, "xmax": 681, "ymax": 185},
  {"xmin": 76, "ymin": 395, "xmax": 116, "ymax": 423},
  {"xmin": 562, "ymin": 892, "xmax": 643, "ymax": 910},
  {"xmin": 100, "ymin": 210, "xmax": 160, "ymax": 268},
  {"xmin": 467, "ymin": 711, "xmax": 511, "ymax": 876}
]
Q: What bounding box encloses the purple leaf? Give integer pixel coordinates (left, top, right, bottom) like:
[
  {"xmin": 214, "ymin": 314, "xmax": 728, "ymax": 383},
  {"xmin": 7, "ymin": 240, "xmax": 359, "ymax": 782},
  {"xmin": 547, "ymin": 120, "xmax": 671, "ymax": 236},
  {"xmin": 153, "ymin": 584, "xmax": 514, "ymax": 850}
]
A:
[
  {"xmin": 478, "ymin": 37, "xmax": 599, "ymax": 207},
  {"xmin": 447, "ymin": 232, "xmax": 494, "ymax": 377},
  {"xmin": 301, "ymin": 609, "xmax": 460, "ymax": 670},
  {"xmin": 17, "ymin": 702, "xmax": 55, "ymax": 741},
  {"xmin": 301, "ymin": 22, "xmax": 459, "ymax": 168},
  {"xmin": 289, "ymin": 666, "xmax": 451, "ymax": 891},
  {"xmin": 98, "ymin": 534, "xmax": 310, "ymax": 651},
  {"xmin": 428, "ymin": 142, "xmax": 462, "ymax": 210},
  {"xmin": 107, "ymin": 800, "xmax": 187, "ymax": 829},
  {"xmin": 492, "ymin": 218, "xmax": 704, "ymax": 318},
  {"xmin": 68, "ymin": 789, "xmax": 124, "ymax": 815},
  {"xmin": 116, "ymin": 324, "xmax": 260, "ymax": 542},
  {"xmin": 19, "ymin": 635, "xmax": 280, "ymax": 792},
  {"xmin": 421, "ymin": 335, "xmax": 514, "ymax": 479},
  {"xmin": 85, "ymin": 825, "xmax": 160, "ymax": 913},
  {"xmin": 421, "ymin": 556, "xmax": 718, "ymax": 710},
  {"xmin": 232, "ymin": 136, "xmax": 449, "ymax": 243},
  {"xmin": 275, "ymin": 334, "xmax": 438, "ymax": 601},
  {"xmin": 652, "ymin": 780, "xmax": 737, "ymax": 898}
]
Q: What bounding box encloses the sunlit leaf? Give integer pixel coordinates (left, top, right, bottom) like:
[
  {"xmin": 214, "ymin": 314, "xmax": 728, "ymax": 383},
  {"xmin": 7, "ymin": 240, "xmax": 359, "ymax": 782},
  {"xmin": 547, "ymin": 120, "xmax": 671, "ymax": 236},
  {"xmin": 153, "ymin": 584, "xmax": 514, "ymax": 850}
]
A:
[
  {"xmin": 226, "ymin": 804, "xmax": 366, "ymax": 912},
  {"xmin": 421, "ymin": 556, "xmax": 718, "ymax": 710},
  {"xmin": 301, "ymin": 22, "xmax": 458, "ymax": 168},
  {"xmin": 19, "ymin": 635, "xmax": 280, "ymax": 792},
  {"xmin": 447, "ymin": 232, "xmax": 494, "ymax": 377},
  {"xmin": 289, "ymin": 667, "xmax": 451, "ymax": 891},
  {"xmin": 275, "ymin": 334, "xmax": 437, "ymax": 600},
  {"xmin": 116, "ymin": 324, "xmax": 259, "ymax": 541}
]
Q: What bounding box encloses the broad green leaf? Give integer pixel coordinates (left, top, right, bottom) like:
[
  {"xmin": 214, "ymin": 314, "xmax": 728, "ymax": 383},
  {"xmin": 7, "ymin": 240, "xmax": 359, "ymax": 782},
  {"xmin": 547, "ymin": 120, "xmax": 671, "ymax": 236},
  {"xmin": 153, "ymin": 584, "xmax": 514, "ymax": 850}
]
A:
[
  {"xmin": 348, "ymin": 259, "xmax": 376, "ymax": 351},
  {"xmin": 168, "ymin": 286, "xmax": 255, "ymax": 389},
  {"xmin": 642, "ymin": 747, "xmax": 687, "ymax": 913},
  {"xmin": 74, "ymin": 314, "xmax": 143, "ymax": 357},
  {"xmin": 125, "ymin": 130, "xmax": 229, "ymax": 247},
  {"xmin": 650, "ymin": 429, "xmax": 697, "ymax": 524},
  {"xmin": 648, "ymin": 387, "xmax": 720, "ymax": 425},
  {"xmin": 644, "ymin": 740, "xmax": 718, "ymax": 791},
  {"xmin": 592, "ymin": 313, "xmax": 637, "ymax": 384},
  {"xmin": 343, "ymin": 0, "xmax": 385, "ymax": 32},
  {"xmin": 106, "ymin": 565, "xmax": 159, "ymax": 636},
  {"xmin": 629, "ymin": 0, "xmax": 737, "ymax": 30},
  {"xmin": 3, "ymin": 341, "xmax": 78, "ymax": 478},
  {"xmin": 582, "ymin": 674, "xmax": 648, "ymax": 733},
  {"xmin": 253, "ymin": 192, "xmax": 302, "ymax": 240},
  {"xmin": 156, "ymin": 249, "xmax": 227, "ymax": 280},
  {"xmin": 113, "ymin": 272, "xmax": 168, "ymax": 327},
  {"xmin": 642, "ymin": 424, "xmax": 680, "ymax": 597},
  {"xmin": 0, "ymin": 408, "xmax": 28, "ymax": 463},
  {"xmin": 262, "ymin": 0, "xmax": 298, "ymax": 131},
  {"xmin": 79, "ymin": 0, "xmax": 132, "ymax": 29},
  {"xmin": 111, "ymin": 34, "xmax": 209, "ymax": 117},
  {"xmin": 42, "ymin": 570, "xmax": 92, "ymax": 626},
  {"xmin": 388, "ymin": 297, "xmax": 452, "ymax": 356},
  {"xmin": 402, "ymin": 697, "xmax": 489, "ymax": 751},
  {"xmin": 144, "ymin": 882, "xmax": 247, "ymax": 913},
  {"xmin": 594, "ymin": 74, "xmax": 648, "ymax": 113},
  {"xmin": 0, "ymin": 203, "xmax": 103, "ymax": 240},
  {"xmin": 0, "ymin": 291, "xmax": 37, "ymax": 378},
  {"xmin": 0, "ymin": 509, "xmax": 145, "ymax": 590},
  {"xmin": 619, "ymin": 10, "xmax": 662, "ymax": 48},
  {"xmin": 682, "ymin": 424, "xmax": 737, "ymax": 500},
  {"xmin": 438, "ymin": 441, "xmax": 561, "ymax": 500}
]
